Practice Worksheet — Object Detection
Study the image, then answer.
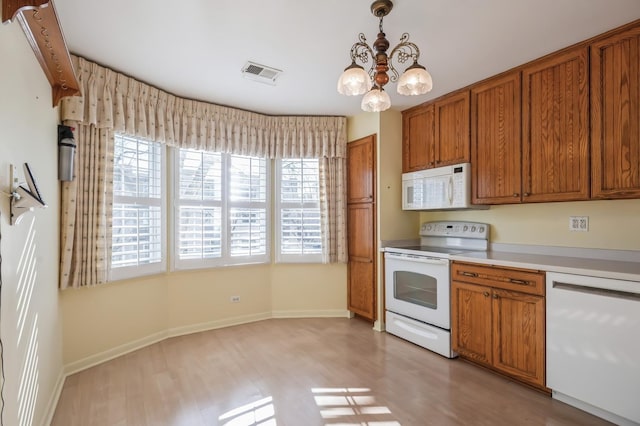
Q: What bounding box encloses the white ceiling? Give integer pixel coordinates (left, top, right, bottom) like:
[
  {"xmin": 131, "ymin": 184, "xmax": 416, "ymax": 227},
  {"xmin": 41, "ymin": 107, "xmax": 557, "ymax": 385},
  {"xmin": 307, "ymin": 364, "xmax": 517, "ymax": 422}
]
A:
[{"xmin": 54, "ymin": 0, "xmax": 640, "ymax": 117}]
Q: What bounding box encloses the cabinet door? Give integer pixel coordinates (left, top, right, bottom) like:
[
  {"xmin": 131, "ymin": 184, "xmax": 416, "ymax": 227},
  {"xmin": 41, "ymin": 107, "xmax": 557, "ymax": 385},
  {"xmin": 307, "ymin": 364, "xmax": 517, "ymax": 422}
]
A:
[
  {"xmin": 451, "ymin": 281, "xmax": 492, "ymax": 365},
  {"xmin": 347, "ymin": 203, "xmax": 375, "ymax": 320},
  {"xmin": 348, "ymin": 260, "xmax": 375, "ymax": 320},
  {"xmin": 347, "ymin": 203, "xmax": 374, "ymax": 262},
  {"xmin": 347, "ymin": 136, "xmax": 375, "ymax": 203},
  {"xmin": 591, "ymin": 26, "xmax": 640, "ymax": 199},
  {"xmin": 435, "ymin": 91, "xmax": 470, "ymax": 167},
  {"xmin": 523, "ymin": 46, "xmax": 590, "ymax": 202},
  {"xmin": 492, "ymin": 288, "xmax": 545, "ymax": 389},
  {"xmin": 471, "ymin": 72, "xmax": 522, "ymax": 204},
  {"xmin": 402, "ymin": 104, "xmax": 435, "ymax": 172}
]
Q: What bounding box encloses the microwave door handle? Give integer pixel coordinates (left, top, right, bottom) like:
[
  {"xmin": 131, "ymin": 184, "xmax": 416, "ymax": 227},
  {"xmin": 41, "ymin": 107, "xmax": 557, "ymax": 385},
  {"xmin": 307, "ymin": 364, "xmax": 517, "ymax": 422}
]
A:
[{"xmin": 448, "ymin": 176, "xmax": 454, "ymax": 205}]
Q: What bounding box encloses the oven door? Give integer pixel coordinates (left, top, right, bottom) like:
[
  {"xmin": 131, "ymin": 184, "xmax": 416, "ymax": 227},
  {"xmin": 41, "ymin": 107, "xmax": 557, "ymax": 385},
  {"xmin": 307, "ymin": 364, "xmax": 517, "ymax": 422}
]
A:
[{"xmin": 384, "ymin": 251, "xmax": 451, "ymax": 329}]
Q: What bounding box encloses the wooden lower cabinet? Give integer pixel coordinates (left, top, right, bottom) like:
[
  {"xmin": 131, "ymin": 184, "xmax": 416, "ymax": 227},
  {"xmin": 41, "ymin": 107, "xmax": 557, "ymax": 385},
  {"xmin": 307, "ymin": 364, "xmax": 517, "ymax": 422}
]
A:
[
  {"xmin": 451, "ymin": 281, "xmax": 492, "ymax": 364},
  {"xmin": 451, "ymin": 262, "xmax": 546, "ymax": 391}
]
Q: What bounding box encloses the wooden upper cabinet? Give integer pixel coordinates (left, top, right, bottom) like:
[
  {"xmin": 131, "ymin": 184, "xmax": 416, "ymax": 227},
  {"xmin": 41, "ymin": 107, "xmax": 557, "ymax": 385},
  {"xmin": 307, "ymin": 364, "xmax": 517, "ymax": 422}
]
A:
[
  {"xmin": 435, "ymin": 90, "xmax": 471, "ymax": 167},
  {"xmin": 471, "ymin": 72, "xmax": 522, "ymax": 204},
  {"xmin": 347, "ymin": 136, "xmax": 374, "ymax": 203},
  {"xmin": 402, "ymin": 104, "xmax": 434, "ymax": 172},
  {"xmin": 401, "ymin": 90, "xmax": 470, "ymax": 173},
  {"xmin": 522, "ymin": 46, "xmax": 590, "ymax": 202},
  {"xmin": 591, "ymin": 26, "xmax": 640, "ymax": 199}
]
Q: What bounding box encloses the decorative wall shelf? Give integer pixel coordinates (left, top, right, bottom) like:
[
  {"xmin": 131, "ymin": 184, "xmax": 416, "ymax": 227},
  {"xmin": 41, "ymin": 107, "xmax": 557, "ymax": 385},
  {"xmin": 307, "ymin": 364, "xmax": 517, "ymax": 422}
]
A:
[{"xmin": 2, "ymin": 0, "xmax": 80, "ymax": 106}]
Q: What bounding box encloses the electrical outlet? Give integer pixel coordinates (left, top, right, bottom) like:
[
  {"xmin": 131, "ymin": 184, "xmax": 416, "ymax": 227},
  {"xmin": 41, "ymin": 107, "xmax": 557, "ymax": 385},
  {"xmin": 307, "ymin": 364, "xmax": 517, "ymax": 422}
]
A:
[
  {"xmin": 569, "ymin": 216, "xmax": 589, "ymax": 232},
  {"xmin": 230, "ymin": 296, "xmax": 240, "ymax": 303}
]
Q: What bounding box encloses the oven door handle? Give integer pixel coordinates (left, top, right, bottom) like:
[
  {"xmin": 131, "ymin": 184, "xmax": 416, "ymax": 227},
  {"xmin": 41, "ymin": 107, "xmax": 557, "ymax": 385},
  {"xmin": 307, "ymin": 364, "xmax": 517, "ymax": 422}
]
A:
[{"xmin": 384, "ymin": 252, "xmax": 449, "ymax": 265}]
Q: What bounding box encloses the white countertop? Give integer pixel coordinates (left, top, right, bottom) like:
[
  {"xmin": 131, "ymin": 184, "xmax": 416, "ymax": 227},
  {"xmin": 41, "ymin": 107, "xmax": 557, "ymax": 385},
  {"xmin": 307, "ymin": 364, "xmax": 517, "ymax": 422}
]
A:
[{"xmin": 451, "ymin": 250, "xmax": 640, "ymax": 283}]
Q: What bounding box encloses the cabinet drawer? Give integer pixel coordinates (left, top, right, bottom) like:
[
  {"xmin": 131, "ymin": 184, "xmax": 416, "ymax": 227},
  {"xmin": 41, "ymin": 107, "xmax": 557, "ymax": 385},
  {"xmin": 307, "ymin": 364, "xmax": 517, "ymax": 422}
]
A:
[{"xmin": 451, "ymin": 262, "xmax": 545, "ymax": 296}]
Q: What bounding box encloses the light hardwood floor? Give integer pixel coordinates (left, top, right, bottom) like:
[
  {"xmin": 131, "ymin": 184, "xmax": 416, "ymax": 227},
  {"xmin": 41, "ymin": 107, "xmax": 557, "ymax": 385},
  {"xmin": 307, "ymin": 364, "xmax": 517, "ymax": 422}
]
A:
[{"xmin": 52, "ymin": 318, "xmax": 612, "ymax": 425}]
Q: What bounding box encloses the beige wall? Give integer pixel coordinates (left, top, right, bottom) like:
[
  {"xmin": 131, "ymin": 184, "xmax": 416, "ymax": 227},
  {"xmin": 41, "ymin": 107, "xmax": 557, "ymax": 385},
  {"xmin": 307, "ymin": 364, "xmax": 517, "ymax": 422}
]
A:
[
  {"xmin": 168, "ymin": 265, "xmax": 272, "ymax": 330},
  {"xmin": 0, "ymin": 20, "xmax": 63, "ymax": 426},
  {"xmin": 378, "ymin": 110, "xmax": 420, "ymax": 241},
  {"xmin": 61, "ymin": 262, "xmax": 348, "ymax": 366},
  {"xmin": 420, "ymin": 199, "xmax": 640, "ymax": 250},
  {"xmin": 61, "ymin": 275, "xmax": 169, "ymax": 364},
  {"xmin": 271, "ymin": 263, "xmax": 347, "ymax": 315}
]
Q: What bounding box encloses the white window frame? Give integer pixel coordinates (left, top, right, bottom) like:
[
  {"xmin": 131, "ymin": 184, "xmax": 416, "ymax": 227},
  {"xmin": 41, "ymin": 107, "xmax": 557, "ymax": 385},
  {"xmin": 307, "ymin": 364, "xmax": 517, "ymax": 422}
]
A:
[
  {"xmin": 110, "ymin": 134, "xmax": 167, "ymax": 281},
  {"xmin": 173, "ymin": 148, "xmax": 270, "ymax": 270},
  {"xmin": 275, "ymin": 158, "xmax": 323, "ymax": 263}
]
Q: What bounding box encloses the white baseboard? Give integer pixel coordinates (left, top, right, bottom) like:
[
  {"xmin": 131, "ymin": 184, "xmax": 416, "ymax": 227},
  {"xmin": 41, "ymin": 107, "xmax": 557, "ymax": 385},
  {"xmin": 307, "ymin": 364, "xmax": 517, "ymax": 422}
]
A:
[
  {"xmin": 167, "ymin": 312, "xmax": 272, "ymax": 338},
  {"xmin": 271, "ymin": 309, "xmax": 350, "ymax": 318},
  {"xmin": 64, "ymin": 330, "xmax": 168, "ymax": 376},
  {"xmin": 40, "ymin": 369, "xmax": 66, "ymax": 426}
]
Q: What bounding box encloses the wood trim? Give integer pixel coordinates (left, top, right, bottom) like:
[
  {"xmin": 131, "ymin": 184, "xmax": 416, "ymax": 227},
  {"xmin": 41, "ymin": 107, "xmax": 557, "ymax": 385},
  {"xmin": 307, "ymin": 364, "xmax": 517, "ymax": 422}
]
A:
[
  {"xmin": 2, "ymin": 0, "xmax": 48, "ymax": 21},
  {"xmin": 3, "ymin": 0, "xmax": 80, "ymax": 106}
]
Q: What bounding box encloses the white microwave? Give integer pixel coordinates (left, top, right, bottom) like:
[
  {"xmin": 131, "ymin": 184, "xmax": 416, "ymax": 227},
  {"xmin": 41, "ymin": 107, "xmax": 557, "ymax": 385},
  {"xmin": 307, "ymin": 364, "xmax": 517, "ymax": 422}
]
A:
[{"xmin": 402, "ymin": 163, "xmax": 479, "ymax": 210}]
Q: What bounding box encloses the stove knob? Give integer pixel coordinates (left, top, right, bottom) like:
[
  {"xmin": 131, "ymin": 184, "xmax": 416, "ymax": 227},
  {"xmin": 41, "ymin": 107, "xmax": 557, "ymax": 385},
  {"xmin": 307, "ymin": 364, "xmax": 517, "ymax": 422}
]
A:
[
  {"xmin": 471, "ymin": 226, "xmax": 477, "ymax": 232},
  {"xmin": 463, "ymin": 225, "xmax": 469, "ymax": 232},
  {"xmin": 479, "ymin": 226, "xmax": 485, "ymax": 233},
  {"xmin": 426, "ymin": 224, "xmax": 432, "ymax": 231}
]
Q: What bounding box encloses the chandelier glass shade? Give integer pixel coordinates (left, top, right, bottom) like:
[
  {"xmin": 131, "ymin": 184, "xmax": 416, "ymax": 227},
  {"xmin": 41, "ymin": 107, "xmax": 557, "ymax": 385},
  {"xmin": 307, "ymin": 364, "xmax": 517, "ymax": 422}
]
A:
[
  {"xmin": 361, "ymin": 87, "xmax": 391, "ymax": 112},
  {"xmin": 337, "ymin": 0, "xmax": 433, "ymax": 112},
  {"xmin": 337, "ymin": 63, "xmax": 372, "ymax": 96}
]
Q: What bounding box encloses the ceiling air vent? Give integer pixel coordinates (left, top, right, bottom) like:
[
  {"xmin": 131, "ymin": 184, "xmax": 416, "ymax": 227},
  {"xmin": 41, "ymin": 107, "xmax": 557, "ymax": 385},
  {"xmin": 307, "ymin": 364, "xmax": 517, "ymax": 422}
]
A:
[{"xmin": 241, "ymin": 61, "xmax": 283, "ymax": 85}]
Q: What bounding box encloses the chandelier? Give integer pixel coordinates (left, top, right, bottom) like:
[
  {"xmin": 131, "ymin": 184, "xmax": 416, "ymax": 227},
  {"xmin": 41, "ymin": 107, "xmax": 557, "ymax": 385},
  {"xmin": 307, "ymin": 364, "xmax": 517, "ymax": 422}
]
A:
[{"xmin": 337, "ymin": 0, "xmax": 433, "ymax": 112}]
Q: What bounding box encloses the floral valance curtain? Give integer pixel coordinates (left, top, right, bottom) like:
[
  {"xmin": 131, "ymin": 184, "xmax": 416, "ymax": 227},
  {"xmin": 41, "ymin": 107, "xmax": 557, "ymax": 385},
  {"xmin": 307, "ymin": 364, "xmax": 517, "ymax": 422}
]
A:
[
  {"xmin": 59, "ymin": 55, "xmax": 347, "ymax": 289},
  {"xmin": 60, "ymin": 56, "xmax": 346, "ymax": 158}
]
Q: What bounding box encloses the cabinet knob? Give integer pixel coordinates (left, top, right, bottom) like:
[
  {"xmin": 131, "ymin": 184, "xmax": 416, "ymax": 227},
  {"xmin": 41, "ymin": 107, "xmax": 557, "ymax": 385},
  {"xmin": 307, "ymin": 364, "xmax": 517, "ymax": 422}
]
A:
[
  {"xmin": 428, "ymin": 162, "xmax": 434, "ymax": 166},
  {"xmin": 492, "ymin": 294, "xmax": 500, "ymax": 299},
  {"xmin": 513, "ymin": 193, "xmax": 519, "ymax": 197},
  {"xmin": 483, "ymin": 291, "xmax": 490, "ymax": 297},
  {"xmin": 523, "ymin": 192, "xmax": 530, "ymax": 197}
]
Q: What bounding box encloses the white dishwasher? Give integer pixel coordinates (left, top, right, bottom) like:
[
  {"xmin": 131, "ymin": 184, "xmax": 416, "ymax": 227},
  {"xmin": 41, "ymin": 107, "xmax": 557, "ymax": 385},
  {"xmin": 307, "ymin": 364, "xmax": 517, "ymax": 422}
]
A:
[{"xmin": 546, "ymin": 272, "xmax": 640, "ymax": 426}]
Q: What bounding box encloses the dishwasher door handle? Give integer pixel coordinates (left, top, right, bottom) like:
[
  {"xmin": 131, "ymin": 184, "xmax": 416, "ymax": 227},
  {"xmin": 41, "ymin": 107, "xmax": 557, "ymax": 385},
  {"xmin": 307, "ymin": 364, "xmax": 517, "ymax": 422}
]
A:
[{"xmin": 552, "ymin": 281, "xmax": 640, "ymax": 302}]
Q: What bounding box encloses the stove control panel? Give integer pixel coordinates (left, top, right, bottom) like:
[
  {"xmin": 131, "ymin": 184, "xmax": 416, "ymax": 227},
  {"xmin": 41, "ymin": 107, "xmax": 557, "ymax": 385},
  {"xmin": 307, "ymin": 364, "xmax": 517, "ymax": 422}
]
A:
[{"xmin": 420, "ymin": 221, "xmax": 489, "ymax": 239}]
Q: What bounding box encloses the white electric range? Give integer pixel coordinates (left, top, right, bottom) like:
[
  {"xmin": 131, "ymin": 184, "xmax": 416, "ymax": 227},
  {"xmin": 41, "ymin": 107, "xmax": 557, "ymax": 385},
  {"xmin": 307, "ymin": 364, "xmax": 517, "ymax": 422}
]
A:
[{"xmin": 384, "ymin": 221, "xmax": 489, "ymax": 358}]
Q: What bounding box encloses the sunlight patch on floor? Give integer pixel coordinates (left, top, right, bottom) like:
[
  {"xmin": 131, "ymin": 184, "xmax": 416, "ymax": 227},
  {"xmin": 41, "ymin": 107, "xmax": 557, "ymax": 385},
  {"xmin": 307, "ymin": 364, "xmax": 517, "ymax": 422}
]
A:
[
  {"xmin": 219, "ymin": 396, "xmax": 276, "ymax": 426},
  {"xmin": 312, "ymin": 387, "xmax": 401, "ymax": 425}
]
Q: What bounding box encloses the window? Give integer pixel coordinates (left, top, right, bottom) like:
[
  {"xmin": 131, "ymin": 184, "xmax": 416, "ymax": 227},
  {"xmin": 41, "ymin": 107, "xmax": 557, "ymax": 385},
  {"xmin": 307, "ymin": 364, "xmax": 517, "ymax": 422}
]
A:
[
  {"xmin": 111, "ymin": 134, "xmax": 166, "ymax": 280},
  {"xmin": 174, "ymin": 149, "xmax": 269, "ymax": 269},
  {"xmin": 276, "ymin": 158, "xmax": 322, "ymax": 263}
]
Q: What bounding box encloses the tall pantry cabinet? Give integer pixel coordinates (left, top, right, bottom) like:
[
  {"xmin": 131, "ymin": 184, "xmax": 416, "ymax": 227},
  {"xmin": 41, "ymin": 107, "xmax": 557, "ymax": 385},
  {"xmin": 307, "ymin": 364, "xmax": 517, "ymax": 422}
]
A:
[{"xmin": 346, "ymin": 134, "xmax": 377, "ymax": 321}]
